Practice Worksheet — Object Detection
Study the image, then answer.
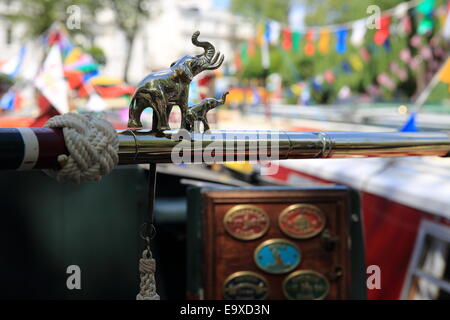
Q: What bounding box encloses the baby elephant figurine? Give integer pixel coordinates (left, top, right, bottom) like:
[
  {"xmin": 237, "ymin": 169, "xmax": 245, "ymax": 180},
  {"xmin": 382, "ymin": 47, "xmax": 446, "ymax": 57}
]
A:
[{"xmin": 185, "ymin": 92, "xmax": 228, "ymax": 132}]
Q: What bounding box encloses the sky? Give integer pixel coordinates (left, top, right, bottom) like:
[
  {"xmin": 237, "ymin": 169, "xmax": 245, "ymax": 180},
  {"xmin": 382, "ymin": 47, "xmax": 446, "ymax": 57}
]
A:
[{"xmin": 212, "ymin": 0, "xmax": 231, "ymax": 10}]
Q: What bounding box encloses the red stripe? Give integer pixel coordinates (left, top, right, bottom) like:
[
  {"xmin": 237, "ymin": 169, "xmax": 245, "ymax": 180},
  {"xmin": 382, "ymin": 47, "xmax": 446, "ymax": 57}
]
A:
[{"xmin": 32, "ymin": 128, "xmax": 68, "ymax": 169}]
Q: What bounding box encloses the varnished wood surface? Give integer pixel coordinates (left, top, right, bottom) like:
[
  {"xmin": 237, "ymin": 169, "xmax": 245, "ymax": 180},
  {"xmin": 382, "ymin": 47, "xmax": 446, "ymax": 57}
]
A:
[{"xmin": 202, "ymin": 188, "xmax": 351, "ymax": 300}]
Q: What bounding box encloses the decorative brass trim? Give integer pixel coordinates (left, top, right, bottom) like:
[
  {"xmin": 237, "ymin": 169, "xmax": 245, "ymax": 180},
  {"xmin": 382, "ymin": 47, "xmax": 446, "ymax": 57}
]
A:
[
  {"xmin": 278, "ymin": 204, "xmax": 326, "ymax": 239},
  {"xmin": 223, "ymin": 205, "xmax": 270, "ymax": 241},
  {"xmin": 223, "ymin": 271, "xmax": 270, "ymax": 300},
  {"xmin": 254, "ymin": 238, "xmax": 301, "ymax": 274},
  {"xmin": 282, "ymin": 270, "xmax": 330, "ymax": 300}
]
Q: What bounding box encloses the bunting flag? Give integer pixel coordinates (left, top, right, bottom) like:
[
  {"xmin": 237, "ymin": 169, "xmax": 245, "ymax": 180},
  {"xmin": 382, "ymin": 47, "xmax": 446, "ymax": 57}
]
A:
[
  {"xmin": 248, "ymin": 39, "xmax": 256, "ymax": 57},
  {"xmin": 383, "ymin": 38, "xmax": 391, "ymax": 51},
  {"xmin": 261, "ymin": 23, "xmax": 271, "ymax": 69},
  {"xmin": 256, "ymin": 24, "xmax": 264, "ymax": 47},
  {"xmin": 374, "ymin": 16, "xmax": 391, "ymax": 45},
  {"xmin": 240, "ymin": 42, "xmax": 248, "ymax": 64},
  {"xmin": 64, "ymin": 47, "xmax": 83, "ymax": 65},
  {"xmin": 282, "ymin": 28, "xmax": 292, "ymax": 51},
  {"xmin": 350, "ymin": 20, "xmax": 366, "ymax": 47},
  {"xmin": 439, "ymin": 58, "xmax": 450, "ymax": 85},
  {"xmin": 304, "ymin": 31, "xmax": 315, "ymax": 56},
  {"xmin": 0, "ymin": 90, "xmax": 17, "ymax": 110},
  {"xmin": 318, "ymin": 29, "xmax": 330, "ymax": 54},
  {"xmin": 418, "ymin": 17, "xmax": 434, "ymax": 34},
  {"xmin": 234, "ymin": 0, "xmax": 448, "ymax": 103},
  {"xmin": 394, "ymin": 2, "xmax": 410, "ymax": 18},
  {"xmin": 417, "ymin": 0, "xmax": 436, "ymax": 15},
  {"xmin": 0, "ymin": 46, "xmax": 26, "ymax": 78},
  {"xmin": 234, "ymin": 51, "xmax": 242, "ymax": 70},
  {"xmin": 401, "ymin": 112, "xmax": 418, "ymax": 132},
  {"xmin": 264, "ymin": 22, "xmax": 271, "ymax": 44},
  {"xmin": 35, "ymin": 44, "xmax": 69, "ymax": 114},
  {"xmin": 268, "ymin": 21, "xmax": 281, "ymax": 45},
  {"xmin": 261, "ymin": 36, "xmax": 270, "ymax": 69},
  {"xmin": 349, "ymin": 54, "xmax": 363, "ymax": 71},
  {"xmin": 443, "ymin": 4, "xmax": 450, "ymax": 40},
  {"xmin": 341, "ymin": 60, "xmax": 352, "ymax": 73},
  {"xmin": 292, "ymin": 31, "xmax": 301, "ymax": 51},
  {"xmin": 335, "ymin": 28, "xmax": 347, "ymax": 54}
]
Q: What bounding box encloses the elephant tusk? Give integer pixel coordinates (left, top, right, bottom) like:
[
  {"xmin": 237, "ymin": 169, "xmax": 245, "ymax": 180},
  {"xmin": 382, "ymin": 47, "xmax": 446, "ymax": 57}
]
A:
[
  {"xmin": 210, "ymin": 51, "xmax": 220, "ymax": 65},
  {"xmin": 205, "ymin": 54, "xmax": 224, "ymax": 70}
]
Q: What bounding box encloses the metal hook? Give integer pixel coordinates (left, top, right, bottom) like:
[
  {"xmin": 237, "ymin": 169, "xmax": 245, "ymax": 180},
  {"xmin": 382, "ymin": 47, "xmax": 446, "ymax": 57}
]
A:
[{"xmin": 140, "ymin": 222, "xmax": 156, "ymax": 244}]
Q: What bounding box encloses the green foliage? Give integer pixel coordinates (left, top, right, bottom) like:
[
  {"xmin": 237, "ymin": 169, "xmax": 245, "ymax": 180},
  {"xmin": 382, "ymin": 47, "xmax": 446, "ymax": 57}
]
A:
[
  {"xmin": 235, "ymin": 0, "xmax": 448, "ymax": 104},
  {"xmin": 84, "ymin": 46, "xmax": 106, "ymax": 65},
  {"xmin": 0, "ymin": 0, "xmax": 155, "ymax": 82},
  {"xmin": 0, "ymin": 0, "xmax": 98, "ymax": 38},
  {"xmin": 303, "ymin": 0, "xmax": 406, "ymax": 26},
  {"xmin": 0, "ymin": 73, "xmax": 14, "ymax": 95},
  {"xmin": 230, "ymin": 0, "xmax": 291, "ymax": 23}
]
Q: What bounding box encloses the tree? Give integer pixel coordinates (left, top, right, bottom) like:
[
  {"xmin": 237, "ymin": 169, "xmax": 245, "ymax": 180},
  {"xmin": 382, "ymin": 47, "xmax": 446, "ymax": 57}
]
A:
[
  {"xmin": 230, "ymin": 0, "xmax": 291, "ymax": 23},
  {"xmin": 303, "ymin": 0, "xmax": 406, "ymax": 26},
  {"xmin": 0, "ymin": 0, "xmax": 97, "ymax": 38},
  {"xmin": 0, "ymin": 0, "xmax": 158, "ymax": 83},
  {"xmin": 106, "ymin": 0, "xmax": 157, "ymax": 83},
  {"xmin": 231, "ymin": 0, "xmax": 448, "ymax": 103}
]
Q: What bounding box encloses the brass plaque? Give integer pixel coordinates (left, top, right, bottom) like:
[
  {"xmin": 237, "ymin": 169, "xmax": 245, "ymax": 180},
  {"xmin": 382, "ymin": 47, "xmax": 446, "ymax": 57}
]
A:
[
  {"xmin": 223, "ymin": 271, "xmax": 269, "ymax": 300},
  {"xmin": 279, "ymin": 204, "xmax": 326, "ymax": 239},
  {"xmin": 254, "ymin": 238, "xmax": 301, "ymax": 274},
  {"xmin": 283, "ymin": 270, "xmax": 330, "ymax": 300},
  {"xmin": 223, "ymin": 205, "xmax": 270, "ymax": 241}
]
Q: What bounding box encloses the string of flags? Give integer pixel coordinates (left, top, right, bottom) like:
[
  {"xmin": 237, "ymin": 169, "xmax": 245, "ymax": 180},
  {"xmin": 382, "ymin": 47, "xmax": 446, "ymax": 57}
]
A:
[
  {"xmin": 233, "ymin": 0, "xmax": 449, "ymax": 102},
  {"xmin": 238, "ymin": 0, "xmax": 443, "ymax": 61},
  {"xmin": 1, "ymin": 23, "xmax": 135, "ymax": 113}
]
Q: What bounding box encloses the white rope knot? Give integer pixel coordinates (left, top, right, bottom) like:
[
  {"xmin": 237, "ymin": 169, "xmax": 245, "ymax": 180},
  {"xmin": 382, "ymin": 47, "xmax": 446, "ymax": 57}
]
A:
[
  {"xmin": 136, "ymin": 248, "xmax": 160, "ymax": 300},
  {"xmin": 43, "ymin": 113, "xmax": 119, "ymax": 183}
]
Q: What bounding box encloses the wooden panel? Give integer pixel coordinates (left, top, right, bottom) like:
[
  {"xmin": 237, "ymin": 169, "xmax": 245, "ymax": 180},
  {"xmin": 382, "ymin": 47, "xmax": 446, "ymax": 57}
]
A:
[{"xmin": 202, "ymin": 188, "xmax": 351, "ymax": 300}]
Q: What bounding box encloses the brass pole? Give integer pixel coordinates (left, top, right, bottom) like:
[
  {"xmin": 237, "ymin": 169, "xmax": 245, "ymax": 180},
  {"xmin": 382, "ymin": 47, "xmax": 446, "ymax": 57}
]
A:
[{"xmin": 117, "ymin": 129, "xmax": 450, "ymax": 164}]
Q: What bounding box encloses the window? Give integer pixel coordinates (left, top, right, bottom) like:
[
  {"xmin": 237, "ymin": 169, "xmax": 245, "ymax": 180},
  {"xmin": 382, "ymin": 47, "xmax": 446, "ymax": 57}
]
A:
[{"xmin": 401, "ymin": 220, "xmax": 450, "ymax": 300}]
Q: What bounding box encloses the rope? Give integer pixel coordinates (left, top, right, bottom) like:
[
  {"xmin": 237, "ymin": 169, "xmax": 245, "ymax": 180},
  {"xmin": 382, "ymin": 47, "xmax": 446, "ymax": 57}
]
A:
[
  {"xmin": 136, "ymin": 248, "xmax": 160, "ymax": 300},
  {"xmin": 43, "ymin": 113, "xmax": 119, "ymax": 183}
]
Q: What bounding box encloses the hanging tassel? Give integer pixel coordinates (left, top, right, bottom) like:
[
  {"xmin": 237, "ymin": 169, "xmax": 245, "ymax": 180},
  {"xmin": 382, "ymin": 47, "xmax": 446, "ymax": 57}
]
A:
[{"xmin": 136, "ymin": 248, "xmax": 160, "ymax": 300}]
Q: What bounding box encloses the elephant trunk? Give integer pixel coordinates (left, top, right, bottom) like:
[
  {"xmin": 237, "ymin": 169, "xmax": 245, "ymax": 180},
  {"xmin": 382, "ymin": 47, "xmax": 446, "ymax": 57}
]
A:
[
  {"xmin": 219, "ymin": 92, "xmax": 229, "ymax": 104},
  {"xmin": 192, "ymin": 31, "xmax": 215, "ymax": 62}
]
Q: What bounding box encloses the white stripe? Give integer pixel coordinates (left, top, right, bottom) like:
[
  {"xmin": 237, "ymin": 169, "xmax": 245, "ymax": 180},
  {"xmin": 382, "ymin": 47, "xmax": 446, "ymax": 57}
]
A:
[{"xmin": 17, "ymin": 128, "xmax": 39, "ymax": 170}]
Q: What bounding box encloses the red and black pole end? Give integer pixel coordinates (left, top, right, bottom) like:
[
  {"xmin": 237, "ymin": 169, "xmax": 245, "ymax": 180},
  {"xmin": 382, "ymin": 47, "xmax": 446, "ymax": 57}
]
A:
[{"xmin": 0, "ymin": 128, "xmax": 68, "ymax": 170}]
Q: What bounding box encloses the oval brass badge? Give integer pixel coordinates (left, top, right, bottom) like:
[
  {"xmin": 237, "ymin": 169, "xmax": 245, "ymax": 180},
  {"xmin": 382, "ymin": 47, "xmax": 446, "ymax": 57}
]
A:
[
  {"xmin": 223, "ymin": 205, "xmax": 270, "ymax": 241},
  {"xmin": 279, "ymin": 204, "xmax": 326, "ymax": 239},
  {"xmin": 254, "ymin": 239, "xmax": 301, "ymax": 274},
  {"xmin": 283, "ymin": 270, "xmax": 330, "ymax": 300},
  {"xmin": 223, "ymin": 271, "xmax": 269, "ymax": 300}
]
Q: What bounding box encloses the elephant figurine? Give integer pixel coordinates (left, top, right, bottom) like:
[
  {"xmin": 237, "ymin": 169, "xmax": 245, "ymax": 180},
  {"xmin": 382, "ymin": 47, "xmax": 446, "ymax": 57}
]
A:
[
  {"xmin": 185, "ymin": 92, "xmax": 229, "ymax": 132},
  {"xmin": 128, "ymin": 31, "xmax": 224, "ymax": 131}
]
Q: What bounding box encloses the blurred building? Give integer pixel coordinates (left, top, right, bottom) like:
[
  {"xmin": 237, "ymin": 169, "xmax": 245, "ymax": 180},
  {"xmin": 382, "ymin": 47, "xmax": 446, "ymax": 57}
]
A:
[
  {"xmin": 0, "ymin": 0, "xmax": 254, "ymax": 84},
  {"xmin": 97, "ymin": 0, "xmax": 253, "ymax": 83}
]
